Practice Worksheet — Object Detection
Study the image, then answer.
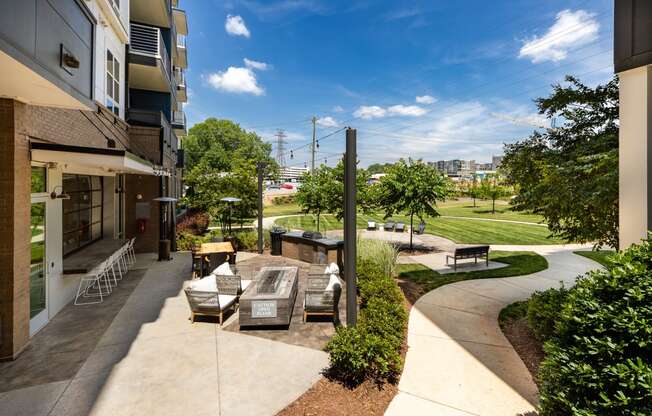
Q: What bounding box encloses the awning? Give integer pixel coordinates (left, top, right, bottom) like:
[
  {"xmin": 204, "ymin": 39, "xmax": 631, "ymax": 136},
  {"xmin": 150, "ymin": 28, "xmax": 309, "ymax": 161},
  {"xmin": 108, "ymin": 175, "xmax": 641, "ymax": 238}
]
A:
[{"xmin": 30, "ymin": 142, "xmax": 158, "ymax": 176}]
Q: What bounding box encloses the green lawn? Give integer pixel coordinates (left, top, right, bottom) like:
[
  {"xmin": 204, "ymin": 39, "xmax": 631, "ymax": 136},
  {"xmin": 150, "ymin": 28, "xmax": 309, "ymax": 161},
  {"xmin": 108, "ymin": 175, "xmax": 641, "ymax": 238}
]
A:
[
  {"xmin": 263, "ymin": 202, "xmax": 303, "ymax": 217},
  {"xmin": 263, "ymin": 199, "xmax": 545, "ymax": 222},
  {"xmin": 399, "ymin": 251, "xmax": 549, "ymax": 292},
  {"xmin": 435, "ymin": 199, "xmax": 544, "ymax": 223},
  {"xmin": 275, "ymin": 213, "xmax": 562, "ymax": 245},
  {"xmin": 574, "ymin": 250, "xmax": 616, "ymax": 268}
]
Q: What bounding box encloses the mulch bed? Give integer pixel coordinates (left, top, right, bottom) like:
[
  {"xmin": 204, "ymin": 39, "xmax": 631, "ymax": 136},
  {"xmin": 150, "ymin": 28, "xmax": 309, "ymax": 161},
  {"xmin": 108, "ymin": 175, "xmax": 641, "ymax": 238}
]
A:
[
  {"xmin": 276, "ymin": 279, "xmax": 422, "ymax": 416},
  {"xmin": 500, "ymin": 316, "xmax": 545, "ymax": 386}
]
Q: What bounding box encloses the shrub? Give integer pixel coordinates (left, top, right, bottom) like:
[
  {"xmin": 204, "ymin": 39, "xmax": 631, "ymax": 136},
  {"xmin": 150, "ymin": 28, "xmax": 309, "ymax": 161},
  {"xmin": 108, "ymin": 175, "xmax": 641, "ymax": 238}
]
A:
[
  {"xmin": 526, "ymin": 286, "xmax": 569, "ymax": 342},
  {"xmin": 538, "ymin": 239, "xmax": 652, "ymax": 416},
  {"xmin": 357, "ymin": 237, "xmax": 399, "ymax": 277},
  {"xmin": 272, "ymin": 195, "xmax": 295, "ymax": 205},
  {"xmin": 325, "ymin": 239, "xmax": 406, "ymax": 384},
  {"xmin": 176, "ymin": 210, "xmax": 209, "ymax": 236}
]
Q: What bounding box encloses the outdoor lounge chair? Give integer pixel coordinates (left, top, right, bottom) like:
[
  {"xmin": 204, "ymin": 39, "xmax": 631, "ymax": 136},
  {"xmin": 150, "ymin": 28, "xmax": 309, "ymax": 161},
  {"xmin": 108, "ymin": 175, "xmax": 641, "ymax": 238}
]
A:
[
  {"xmin": 367, "ymin": 220, "xmax": 377, "ymax": 230},
  {"xmin": 413, "ymin": 222, "xmax": 426, "ymax": 235},
  {"xmin": 303, "ymin": 274, "xmax": 342, "ymax": 322},
  {"xmin": 184, "ymin": 271, "xmax": 239, "ymax": 325},
  {"xmin": 395, "ymin": 221, "xmax": 406, "ymax": 232},
  {"xmin": 384, "ymin": 220, "xmax": 395, "ymax": 231}
]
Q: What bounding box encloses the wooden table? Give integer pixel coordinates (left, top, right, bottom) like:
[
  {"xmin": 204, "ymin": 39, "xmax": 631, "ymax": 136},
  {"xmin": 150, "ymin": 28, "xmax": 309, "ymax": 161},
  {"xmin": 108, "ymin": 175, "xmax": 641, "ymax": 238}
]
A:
[
  {"xmin": 238, "ymin": 266, "xmax": 299, "ymax": 327},
  {"xmin": 197, "ymin": 242, "xmax": 234, "ymax": 255},
  {"xmin": 198, "ymin": 242, "xmax": 235, "ymax": 275}
]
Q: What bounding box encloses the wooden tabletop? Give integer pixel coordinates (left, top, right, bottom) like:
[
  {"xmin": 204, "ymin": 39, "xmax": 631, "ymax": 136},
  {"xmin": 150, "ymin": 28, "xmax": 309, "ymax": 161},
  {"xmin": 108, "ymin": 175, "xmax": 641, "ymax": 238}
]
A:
[{"xmin": 197, "ymin": 242, "xmax": 234, "ymax": 255}]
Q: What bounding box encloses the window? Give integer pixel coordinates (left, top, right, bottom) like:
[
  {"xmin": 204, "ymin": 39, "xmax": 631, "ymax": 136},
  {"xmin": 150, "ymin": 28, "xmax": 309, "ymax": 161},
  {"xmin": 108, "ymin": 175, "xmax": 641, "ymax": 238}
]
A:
[
  {"xmin": 62, "ymin": 174, "xmax": 103, "ymax": 256},
  {"xmin": 106, "ymin": 50, "xmax": 120, "ymax": 116}
]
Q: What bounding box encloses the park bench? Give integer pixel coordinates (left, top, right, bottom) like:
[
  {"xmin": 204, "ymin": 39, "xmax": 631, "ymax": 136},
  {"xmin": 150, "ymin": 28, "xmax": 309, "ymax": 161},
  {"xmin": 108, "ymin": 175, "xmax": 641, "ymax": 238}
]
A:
[{"xmin": 446, "ymin": 245, "xmax": 490, "ymax": 271}]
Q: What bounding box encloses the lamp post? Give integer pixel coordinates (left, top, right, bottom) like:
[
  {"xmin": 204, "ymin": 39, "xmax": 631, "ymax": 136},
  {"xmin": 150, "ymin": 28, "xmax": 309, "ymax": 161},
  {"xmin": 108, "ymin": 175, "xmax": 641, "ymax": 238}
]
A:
[
  {"xmin": 344, "ymin": 128, "xmax": 357, "ymax": 326},
  {"xmin": 257, "ymin": 162, "xmax": 266, "ymax": 254}
]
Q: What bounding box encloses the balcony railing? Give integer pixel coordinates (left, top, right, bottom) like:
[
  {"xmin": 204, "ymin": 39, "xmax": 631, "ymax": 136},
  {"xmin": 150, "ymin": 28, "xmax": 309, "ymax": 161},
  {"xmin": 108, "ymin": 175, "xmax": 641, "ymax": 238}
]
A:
[
  {"xmin": 174, "ymin": 67, "xmax": 185, "ymax": 86},
  {"xmin": 130, "ymin": 22, "xmax": 170, "ymax": 76},
  {"xmin": 172, "ymin": 110, "xmax": 186, "ymax": 127}
]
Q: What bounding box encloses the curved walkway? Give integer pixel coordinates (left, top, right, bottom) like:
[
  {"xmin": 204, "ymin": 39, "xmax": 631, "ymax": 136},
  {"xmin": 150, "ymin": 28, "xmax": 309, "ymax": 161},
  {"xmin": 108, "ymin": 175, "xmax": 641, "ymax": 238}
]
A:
[{"xmin": 385, "ymin": 245, "xmax": 599, "ymax": 416}]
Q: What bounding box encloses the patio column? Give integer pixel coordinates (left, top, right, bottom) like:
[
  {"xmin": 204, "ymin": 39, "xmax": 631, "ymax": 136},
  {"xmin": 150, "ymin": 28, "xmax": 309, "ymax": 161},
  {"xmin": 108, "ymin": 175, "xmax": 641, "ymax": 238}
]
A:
[
  {"xmin": 618, "ymin": 66, "xmax": 652, "ymax": 249},
  {"xmin": 344, "ymin": 128, "xmax": 357, "ymax": 326},
  {"xmin": 614, "ymin": 0, "xmax": 652, "ymax": 249}
]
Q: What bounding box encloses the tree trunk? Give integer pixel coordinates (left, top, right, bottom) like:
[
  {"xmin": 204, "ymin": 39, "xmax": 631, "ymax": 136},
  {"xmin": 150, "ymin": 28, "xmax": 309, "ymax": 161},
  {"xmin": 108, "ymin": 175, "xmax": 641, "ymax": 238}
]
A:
[
  {"xmin": 410, "ymin": 212, "xmax": 414, "ymax": 251},
  {"xmin": 317, "ymin": 211, "xmax": 320, "ymax": 232},
  {"xmin": 473, "ymin": 196, "xmax": 476, "ymax": 207},
  {"xmin": 492, "ymin": 197, "xmax": 496, "ymax": 214}
]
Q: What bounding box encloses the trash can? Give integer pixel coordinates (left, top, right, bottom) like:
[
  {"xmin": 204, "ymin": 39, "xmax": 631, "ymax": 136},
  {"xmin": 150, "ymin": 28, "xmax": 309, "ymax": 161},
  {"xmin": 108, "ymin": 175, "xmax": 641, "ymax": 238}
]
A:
[{"xmin": 270, "ymin": 227, "xmax": 286, "ymax": 256}]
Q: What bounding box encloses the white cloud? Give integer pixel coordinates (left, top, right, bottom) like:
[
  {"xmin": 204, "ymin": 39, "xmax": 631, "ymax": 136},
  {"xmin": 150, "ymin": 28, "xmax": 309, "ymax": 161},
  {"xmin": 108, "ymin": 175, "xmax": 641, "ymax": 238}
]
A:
[
  {"xmin": 244, "ymin": 58, "xmax": 271, "ymax": 71},
  {"xmin": 353, "ymin": 106, "xmax": 387, "ymax": 120},
  {"xmin": 225, "ymin": 15, "xmax": 250, "ymax": 38},
  {"xmin": 316, "ymin": 116, "xmax": 338, "ymax": 127},
  {"xmin": 415, "ymin": 95, "xmax": 437, "ymax": 104},
  {"xmin": 388, "ymin": 105, "xmax": 428, "ymax": 117},
  {"xmin": 332, "ymin": 105, "xmax": 345, "ymax": 113},
  {"xmin": 206, "ymin": 67, "xmax": 264, "ymax": 95},
  {"xmin": 519, "ymin": 9, "xmax": 599, "ymax": 63}
]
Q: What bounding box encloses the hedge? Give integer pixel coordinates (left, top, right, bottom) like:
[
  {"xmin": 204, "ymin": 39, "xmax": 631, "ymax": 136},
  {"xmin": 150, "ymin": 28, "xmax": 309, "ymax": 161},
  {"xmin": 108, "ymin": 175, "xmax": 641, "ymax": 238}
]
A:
[
  {"xmin": 538, "ymin": 239, "xmax": 652, "ymax": 416},
  {"xmin": 325, "ymin": 240, "xmax": 406, "ymax": 385}
]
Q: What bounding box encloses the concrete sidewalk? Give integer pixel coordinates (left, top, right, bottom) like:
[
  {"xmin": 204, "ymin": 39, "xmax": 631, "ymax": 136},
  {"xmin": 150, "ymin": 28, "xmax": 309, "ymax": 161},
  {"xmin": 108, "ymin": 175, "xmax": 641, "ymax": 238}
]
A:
[
  {"xmin": 385, "ymin": 245, "xmax": 600, "ymax": 416},
  {"xmin": 0, "ymin": 252, "xmax": 327, "ymax": 416}
]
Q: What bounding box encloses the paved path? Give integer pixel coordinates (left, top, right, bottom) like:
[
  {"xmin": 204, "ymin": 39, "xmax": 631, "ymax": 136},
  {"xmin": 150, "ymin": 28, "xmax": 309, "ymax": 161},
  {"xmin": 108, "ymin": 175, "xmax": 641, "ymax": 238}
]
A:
[
  {"xmin": 439, "ymin": 215, "xmax": 548, "ymax": 227},
  {"xmin": 0, "ymin": 253, "xmax": 327, "ymax": 416},
  {"xmin": 385, "ymin": 245, "xmax": 599, "ymax": 416}
]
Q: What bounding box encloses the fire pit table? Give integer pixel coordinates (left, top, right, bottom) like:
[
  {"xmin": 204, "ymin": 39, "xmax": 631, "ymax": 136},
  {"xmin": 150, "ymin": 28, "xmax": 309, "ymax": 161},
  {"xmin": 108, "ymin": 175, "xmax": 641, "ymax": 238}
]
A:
[{"xmin": 238, "ymin": 266, "xmax": 298, "ymax": 327}]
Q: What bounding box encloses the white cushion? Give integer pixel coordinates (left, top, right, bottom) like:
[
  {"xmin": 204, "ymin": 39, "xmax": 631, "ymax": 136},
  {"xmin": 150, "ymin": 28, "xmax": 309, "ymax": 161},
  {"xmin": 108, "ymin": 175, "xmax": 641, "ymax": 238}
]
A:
[
  {"xmin": 217, "ymin": 294, "xmax": 237, "ymax": 310},
  {"xmin": 325, "ymin": 262, "xmax": 340, "ymax": 274},
  {"xmin": 190, "ymin": 275, "xmax": 217, "ymax": 292},
  {"xmin": 325, "ymin": 273, "xmax": 343, "ymax": 291},
  {"xmin": 241, "ymin": 279, "xmax": 253, "ymax": 292},
  {"xmin": 368, "ymin": 221, "xmax": 376, "ymax": 226},
  {"xmin": 211, "ymin": 262, "xmax": 233, "ymax": 276}
]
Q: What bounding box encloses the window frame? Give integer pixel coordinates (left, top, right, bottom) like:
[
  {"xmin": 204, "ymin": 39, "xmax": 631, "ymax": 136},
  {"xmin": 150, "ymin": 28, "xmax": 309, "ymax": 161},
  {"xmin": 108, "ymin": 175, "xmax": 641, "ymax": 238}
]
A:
[
  {"xmin": 105, "ymin": 49, "xmax": 120, "ymax": 117},
  {"xmin": 62, "ymin": 174, "xmax": 104, "ymax": 257}
]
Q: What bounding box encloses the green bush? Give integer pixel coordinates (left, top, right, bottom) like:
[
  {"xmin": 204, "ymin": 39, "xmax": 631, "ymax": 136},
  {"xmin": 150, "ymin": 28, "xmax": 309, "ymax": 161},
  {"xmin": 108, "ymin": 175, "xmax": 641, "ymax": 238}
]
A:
[
  {"xmin": 325, "ymin": 239, "xmax": 406, "ymax": 384},
  {"xmin": 538, "ymin": 239, "xmax": 652, "ymax": 416},
  {"xmin": 526, "ymin": 286, "xmax": 569, "ymax": 342},
  {"xmin": 272, "ymin": 195, "xmax": 295, "ymax": 205}
]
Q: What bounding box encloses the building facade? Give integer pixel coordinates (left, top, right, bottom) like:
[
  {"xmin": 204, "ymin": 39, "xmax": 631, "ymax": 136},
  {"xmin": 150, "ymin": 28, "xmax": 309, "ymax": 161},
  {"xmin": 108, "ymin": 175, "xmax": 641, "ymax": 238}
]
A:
[
  {"xmin": 0, "ymin": 0, "xmax": 188, "ymax": 360},
  {"xmin": 432, "ymin": 159, "xmax": 475, "ymax": 178}
]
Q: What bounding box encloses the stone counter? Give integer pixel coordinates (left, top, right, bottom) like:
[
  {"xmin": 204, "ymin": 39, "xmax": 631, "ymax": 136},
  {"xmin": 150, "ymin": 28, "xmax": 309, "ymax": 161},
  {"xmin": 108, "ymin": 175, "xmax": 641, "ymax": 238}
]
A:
[{"xmin": 281, "ymin": 232, "xmax": 343, "ymax": 267}]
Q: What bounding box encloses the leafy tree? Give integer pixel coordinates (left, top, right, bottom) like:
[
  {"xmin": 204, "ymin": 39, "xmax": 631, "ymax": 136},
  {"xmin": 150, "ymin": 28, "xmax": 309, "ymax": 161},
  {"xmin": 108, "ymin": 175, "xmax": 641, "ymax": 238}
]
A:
[
  {"xmin": 376, "ymin": 159, "xmax": 452, "ymax": 250},
  {"xmin": 479, "ymin": 174, "xmax": 512, "ymax": 213},
  {"xmin": 295, "ymin": 166, "xmax": 335, "ymax": 232},
  {"xmin": 295, "ymin": 161, "xmax": 372, "ymax": 231},
  {"xmin": 462, "ymin": 174, "xmax": 482, "ymax": 207},
  {"xmin": 502, "ymin": 76, "xmax": 618, "ymax": 247},
  {"xmin": 182, "ymin": 118, "xmax": 277, "ymax": 223},
  {"xmin": 367, "ymin": 162, "xmax": 394, "ymax": 175}
]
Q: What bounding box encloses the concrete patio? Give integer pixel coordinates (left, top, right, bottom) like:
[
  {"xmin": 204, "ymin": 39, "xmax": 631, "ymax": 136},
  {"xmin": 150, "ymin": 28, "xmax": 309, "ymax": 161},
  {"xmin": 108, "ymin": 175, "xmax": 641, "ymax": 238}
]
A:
[{"xmin": 0, "ymin": 252, "xmax": 328, "ymax": 416}]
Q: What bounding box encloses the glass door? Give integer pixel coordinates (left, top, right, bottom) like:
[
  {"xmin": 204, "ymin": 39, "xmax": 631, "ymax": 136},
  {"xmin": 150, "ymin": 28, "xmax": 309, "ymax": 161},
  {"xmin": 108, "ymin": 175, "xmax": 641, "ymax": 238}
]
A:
[{"xmin": 30, "ymin": 200, "xmax": 48, "ymax": 334}]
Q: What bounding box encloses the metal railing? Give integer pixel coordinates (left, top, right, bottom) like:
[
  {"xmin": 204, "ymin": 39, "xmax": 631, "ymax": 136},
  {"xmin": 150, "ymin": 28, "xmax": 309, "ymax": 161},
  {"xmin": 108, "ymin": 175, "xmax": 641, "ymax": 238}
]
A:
[
  {"xmin": 172, "ymin": 110, "xmax": 186, "ymax": 127},
  {"xmin": 130, "ymin": 23, "xmax": 170, "ymax": 76},
  {"xmin": 174, "ymin": 67, "xmax": 185, "ymax": 86}
]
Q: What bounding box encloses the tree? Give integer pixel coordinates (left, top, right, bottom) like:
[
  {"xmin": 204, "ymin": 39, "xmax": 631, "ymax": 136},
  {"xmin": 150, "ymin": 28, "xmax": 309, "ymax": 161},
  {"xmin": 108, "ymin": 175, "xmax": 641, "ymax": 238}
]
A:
[
  {"xmin": 182, "ymin": 118, "xmax": 277, "ymax": 221},
  {"xmin": 462, "ymin": 174, "xmax": 482, "ymax": 207},
  {"xmin": 502, "ymin": 76, "xmax": 618, "ymax": 247},
  {"xmin": 376, "ymin": 159, "xmax": 452, "ymax": 250},
  {"xmin": 295, "ymin": 166, "xmax": 334, "ymax": 232},
  {"xmin": 478, "ymin": 174, "xmax": 512, "ymax": 213},
  {"xmin": 366, "ymin": 162, "xmax": 393, "ymax": 174}
]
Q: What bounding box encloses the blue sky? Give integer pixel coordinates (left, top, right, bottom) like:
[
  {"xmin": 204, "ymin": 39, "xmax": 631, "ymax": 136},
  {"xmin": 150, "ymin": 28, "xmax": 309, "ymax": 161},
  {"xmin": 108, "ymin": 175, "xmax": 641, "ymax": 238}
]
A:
[{"xmin": 182, "ymin": 0, "xmax": 614, "ymax": 167}]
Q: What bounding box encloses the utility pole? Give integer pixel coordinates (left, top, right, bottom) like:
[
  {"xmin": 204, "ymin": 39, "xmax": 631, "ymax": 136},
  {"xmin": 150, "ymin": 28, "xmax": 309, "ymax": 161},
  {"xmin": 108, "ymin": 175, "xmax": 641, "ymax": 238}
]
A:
[
  {"xmin": 275, "ymin": 129, "xmax": 287, "ymax": 167},
  {"xmin": 310, "ymin": 116, "xmax": 317, "ymax": 173},
  {"xmin": 256, "ymin": 162, "xmax": 265, "ymax": 254},
  {"xmin": 344, "ymin": 128, "xmax": 357, "ymax": 327}
]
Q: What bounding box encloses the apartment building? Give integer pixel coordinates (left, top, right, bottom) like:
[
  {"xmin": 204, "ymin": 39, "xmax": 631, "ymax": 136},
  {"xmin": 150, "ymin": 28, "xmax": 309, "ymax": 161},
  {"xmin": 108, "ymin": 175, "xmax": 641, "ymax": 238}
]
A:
[
  {"xmin": 432, "ymin": 159, "xmax": 475, "ymax": 178},
  {"xmin": 0, "ymin": 0, "xmax": 188, "ymax": 360}
]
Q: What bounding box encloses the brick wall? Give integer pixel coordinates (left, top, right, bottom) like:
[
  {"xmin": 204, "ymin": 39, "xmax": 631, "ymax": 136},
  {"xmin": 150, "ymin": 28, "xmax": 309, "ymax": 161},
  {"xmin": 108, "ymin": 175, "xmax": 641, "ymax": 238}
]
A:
[
  {"xmin": 24, "ymin": 105, "xmax": 130, "ymax": 151},
  {"xmin": 125, "ymin": 174, "xmax": 161, "ymax": 253}
]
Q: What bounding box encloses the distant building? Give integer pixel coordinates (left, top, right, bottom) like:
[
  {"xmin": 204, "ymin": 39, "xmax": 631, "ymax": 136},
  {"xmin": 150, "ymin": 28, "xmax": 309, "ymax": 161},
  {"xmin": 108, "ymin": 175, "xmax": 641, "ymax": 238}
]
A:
[
  {"xmin": 279, "ymin": 166, "xmax": 309, "ymax": 182},
  {"xmin": 368, "ymin": 173, "xmax": 386, "ymax": 184},
  {"xmin": 432, "ymin": 159, "xmax": 475, "ymax": 177},
  {"xmin": 492, "ymin": 155, "xmax": 504, "ymax": 170},
  {"xmin": 475, "ymin": 162, "xmax": 493, "ymax": 171}
]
